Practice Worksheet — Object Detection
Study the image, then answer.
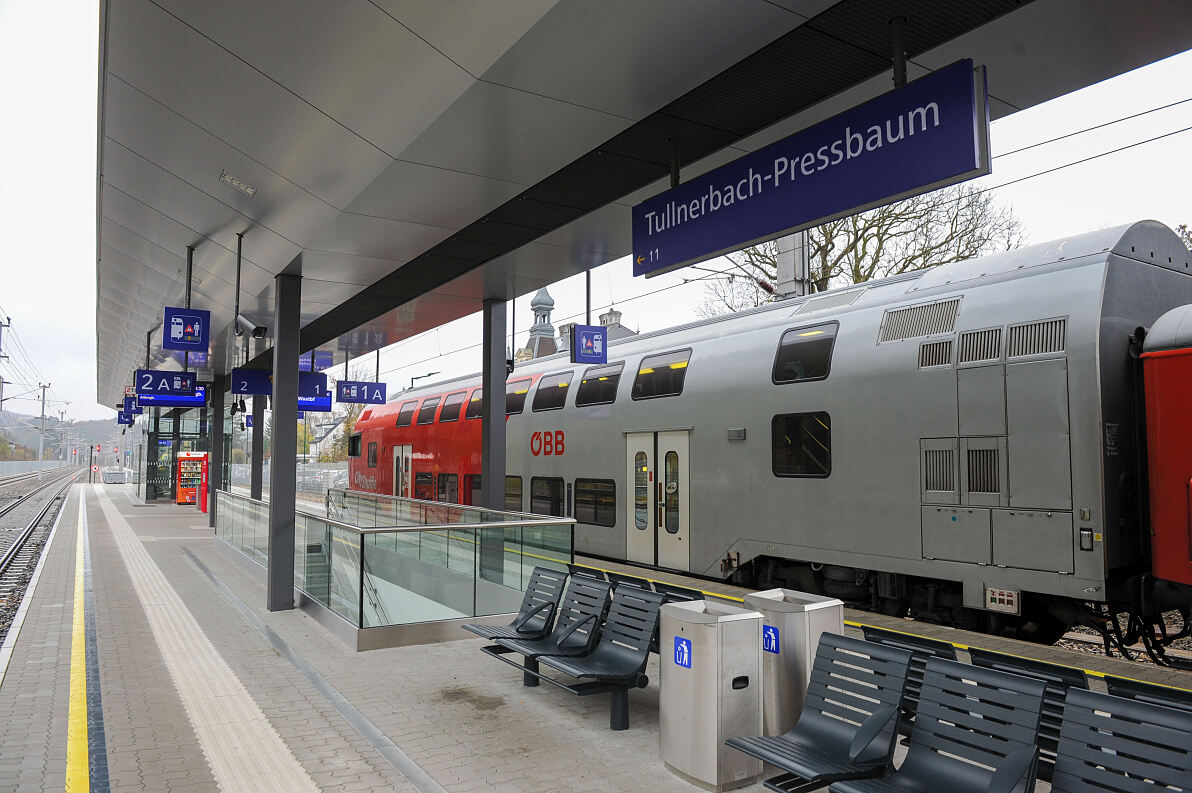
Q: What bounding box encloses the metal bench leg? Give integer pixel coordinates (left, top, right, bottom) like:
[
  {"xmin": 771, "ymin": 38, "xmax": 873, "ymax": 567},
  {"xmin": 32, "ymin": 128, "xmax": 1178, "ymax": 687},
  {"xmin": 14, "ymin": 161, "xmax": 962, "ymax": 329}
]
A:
[
  {"xmin": 522, "ymin": 657, "xmax": 539, "ymax": 687},
  {"xmin": 610, "ymin": 688, "xmax": 629, "ymax": 731}
]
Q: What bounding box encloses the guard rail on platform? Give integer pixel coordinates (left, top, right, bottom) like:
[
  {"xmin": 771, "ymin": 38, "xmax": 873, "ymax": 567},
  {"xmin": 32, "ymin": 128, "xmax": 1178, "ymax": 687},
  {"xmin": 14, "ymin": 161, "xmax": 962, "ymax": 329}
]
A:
[{"xmin": 214, "ymin": 489, "xmax": 575, "ymax": 649}]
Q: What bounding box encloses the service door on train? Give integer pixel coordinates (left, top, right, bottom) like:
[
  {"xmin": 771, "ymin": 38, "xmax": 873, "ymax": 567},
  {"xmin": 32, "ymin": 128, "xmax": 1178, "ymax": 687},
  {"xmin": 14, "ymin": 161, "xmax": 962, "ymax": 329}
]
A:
[
  {"xmin": 391, "ymin": 445, "xmax": 412, "ymax": 497},
  {"xmin": 625, "ymin": 431, "xmax": 690, "ymax": 570}
]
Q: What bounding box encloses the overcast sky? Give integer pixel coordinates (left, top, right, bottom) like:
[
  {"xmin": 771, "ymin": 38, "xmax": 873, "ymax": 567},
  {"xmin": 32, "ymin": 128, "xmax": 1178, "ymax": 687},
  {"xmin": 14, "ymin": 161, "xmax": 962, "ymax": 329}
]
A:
[{"xmin": 1, "ymin": 3, "xmax": 1189, "ymax": 421}]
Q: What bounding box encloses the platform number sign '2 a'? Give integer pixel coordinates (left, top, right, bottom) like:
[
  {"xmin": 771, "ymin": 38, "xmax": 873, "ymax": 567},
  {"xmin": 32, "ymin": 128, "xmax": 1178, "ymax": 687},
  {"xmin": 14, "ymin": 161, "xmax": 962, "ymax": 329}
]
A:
[
  {"xmin": 337, "ymin": 380, "xmax": 386, "ymax": 405},
  {"xmin": 674, "ymin": 636, "xmax": 692, "ymax": 669},
  {"xmin": 162, "ymin": 307, "xmax": 210, "ymax": 352}
]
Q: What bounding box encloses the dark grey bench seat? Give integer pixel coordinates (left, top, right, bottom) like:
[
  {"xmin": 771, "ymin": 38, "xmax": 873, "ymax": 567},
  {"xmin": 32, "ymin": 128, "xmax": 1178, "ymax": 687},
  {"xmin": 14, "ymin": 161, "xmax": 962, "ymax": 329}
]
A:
[
  {"xmin": 727, "ymin": 633, "xmax": 912, "ymax": 793},
  {"xmin": 461, "ymin": 566, "xmax": 568, "ymax": 641}
]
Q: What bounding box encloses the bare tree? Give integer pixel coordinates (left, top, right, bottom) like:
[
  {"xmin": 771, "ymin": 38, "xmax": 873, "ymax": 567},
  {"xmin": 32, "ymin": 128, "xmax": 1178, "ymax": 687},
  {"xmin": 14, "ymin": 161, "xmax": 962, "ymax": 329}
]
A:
[
  {"xmin": 1177, "ymin": 223, "xmax": 1192, "ymax": 251},
  {"xmin": 322, "ymin": 365, "xmax": 371, "ymax": 462},
  {"xmin": 695, "ymin": 183, "xmax": 1025, "ymax": 317}
]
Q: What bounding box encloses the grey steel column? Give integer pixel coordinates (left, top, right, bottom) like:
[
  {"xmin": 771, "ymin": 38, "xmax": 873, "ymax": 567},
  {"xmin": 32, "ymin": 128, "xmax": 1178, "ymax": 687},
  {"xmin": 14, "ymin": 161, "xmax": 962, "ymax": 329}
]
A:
[
  {"xmin": 250, "ymin": 395, "xmax": 264, "ymax": 499},
  {"xmin": 268, "ymin": 267, "xmax": 302, "ymax": 611},
  {"xmin": 208, "ymin": 373, "xmax": 226, "ymax": 527},
  {"xmin": 478, "ymin": 298, "xmax": 507, "ymax": 583}
]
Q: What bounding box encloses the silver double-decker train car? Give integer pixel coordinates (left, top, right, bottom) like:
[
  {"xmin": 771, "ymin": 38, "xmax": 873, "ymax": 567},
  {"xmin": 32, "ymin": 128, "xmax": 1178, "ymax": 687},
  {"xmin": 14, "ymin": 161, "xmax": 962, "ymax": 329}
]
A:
[{"xmin": 352, "ymin": 221, "xmax": 1192, "ymax": 644}]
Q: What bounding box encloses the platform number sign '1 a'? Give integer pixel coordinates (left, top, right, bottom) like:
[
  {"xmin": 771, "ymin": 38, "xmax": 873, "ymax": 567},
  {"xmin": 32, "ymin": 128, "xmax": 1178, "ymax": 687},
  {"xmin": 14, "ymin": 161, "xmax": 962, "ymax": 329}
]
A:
[
  {"xmin": 763, "ymin": 625, "xmax": 780, "ymax": 654},
  {"xmin": 673, "ymin": 636, "xmax": 692, "ymax": 669},
  {"xmin": 336, "ymin": 380, "xmax": 387, "ymax": 405}
]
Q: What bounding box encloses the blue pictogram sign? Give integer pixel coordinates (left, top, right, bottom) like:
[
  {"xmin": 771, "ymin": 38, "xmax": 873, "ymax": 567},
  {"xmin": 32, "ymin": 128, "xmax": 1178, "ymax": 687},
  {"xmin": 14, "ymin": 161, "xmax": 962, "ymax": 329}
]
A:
[
  {"xmin": 135, "ymin": 369, "xmax": 197, "ymax": 396},
  {"xmin": 674, "ymin": 636, "xmax": 692, "ymax": 669},
  {"xmin": 570, "ymin": 324, "xmax": 607, "ymax": 365},
  {"xmin": 632, "ymin": 59, "xmax": 989, "ymax": 277},
  {"xmin": 117, "ymin": 411, "xmax": 134, "ymax": 425},
  {"xmin": 763, "ymin": 625, "xmax": 780, "ymax": 654},
  {"xmin": 245, "ymin": 415, "xmax": 253, "ymax": 428},
  {"xmin": 337, "ymin": 380, "xmax": 387, "ymax": 404},
  {"xmin": 231, "ymin": 368, "xmax": 273, "ymax": 395},
  {"xmin": 162, "ymin": 307, "xmax": 211, "ymax": 351},
  {"xmin": 123, "ymin": 396, "xmax": 143, "ymax": 415}
]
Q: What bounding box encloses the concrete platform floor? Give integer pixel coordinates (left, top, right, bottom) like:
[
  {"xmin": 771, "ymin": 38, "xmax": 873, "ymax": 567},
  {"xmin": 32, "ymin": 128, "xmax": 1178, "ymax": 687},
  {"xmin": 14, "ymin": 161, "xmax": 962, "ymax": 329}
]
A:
[{"xmin": 0, "ymin": 483, "xmax": 1188, "ymax": 792}]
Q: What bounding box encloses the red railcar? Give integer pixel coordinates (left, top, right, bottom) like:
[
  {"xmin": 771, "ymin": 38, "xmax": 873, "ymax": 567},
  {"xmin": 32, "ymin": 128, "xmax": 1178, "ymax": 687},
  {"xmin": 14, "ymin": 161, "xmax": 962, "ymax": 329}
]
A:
[{"xmin": 348, "ymin": 374, "xmax": 538, "ymax": 504}]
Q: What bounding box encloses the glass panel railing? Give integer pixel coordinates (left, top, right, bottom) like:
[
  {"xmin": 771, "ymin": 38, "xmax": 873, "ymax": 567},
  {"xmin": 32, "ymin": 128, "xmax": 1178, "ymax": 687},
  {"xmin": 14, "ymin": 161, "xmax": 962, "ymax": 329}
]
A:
[{"xmin": 217, "ymin": 488, "xmax": 574, "ymax": 630}]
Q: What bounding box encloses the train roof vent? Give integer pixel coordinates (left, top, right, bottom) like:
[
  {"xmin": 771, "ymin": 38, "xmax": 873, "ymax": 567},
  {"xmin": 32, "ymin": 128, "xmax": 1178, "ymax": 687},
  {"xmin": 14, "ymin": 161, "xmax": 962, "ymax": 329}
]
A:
[
  {"xmin": 918, "ymin": 340, "xmax": 953, "ymax": 368},
  {"xmin": 791, "ymin": 287, "xmax": 866, "ymax": 316},
  {"xmin": 958, "ymin": 328, "xmax": 1002, "ymax": 364},
  {"xmin": 1007, "ymin": 317, "xmax": 1067, "ymax": 358},
  {"xmin": 879, "ymin": 297, "xmax": 961, "ymax": 343}
]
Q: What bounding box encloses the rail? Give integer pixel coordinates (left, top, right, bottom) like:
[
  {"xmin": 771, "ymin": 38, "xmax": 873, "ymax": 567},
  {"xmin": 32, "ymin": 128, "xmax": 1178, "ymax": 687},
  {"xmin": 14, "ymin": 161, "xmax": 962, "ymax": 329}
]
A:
[
  {"xmin": 214, "ymin": 489, "xmax": 575, "ymax": 631},
  {"xmin": 0, "ymin": 469, "xmax": 82, "ymax": 578}
]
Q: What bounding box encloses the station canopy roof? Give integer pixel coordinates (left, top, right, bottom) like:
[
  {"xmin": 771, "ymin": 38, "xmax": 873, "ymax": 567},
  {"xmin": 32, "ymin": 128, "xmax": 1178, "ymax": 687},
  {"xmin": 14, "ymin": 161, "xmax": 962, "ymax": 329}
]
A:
[{"xmin": 96, "ymin": 0, "xmax": 1192, "ymax": 405}]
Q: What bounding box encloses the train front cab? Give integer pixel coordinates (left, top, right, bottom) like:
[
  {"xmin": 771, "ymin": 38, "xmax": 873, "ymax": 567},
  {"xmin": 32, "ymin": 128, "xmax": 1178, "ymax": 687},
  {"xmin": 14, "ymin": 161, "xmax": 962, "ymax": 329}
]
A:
[{"xmin": 1141, "ymin": 304, "xmax": 1192, "ymax": 588}]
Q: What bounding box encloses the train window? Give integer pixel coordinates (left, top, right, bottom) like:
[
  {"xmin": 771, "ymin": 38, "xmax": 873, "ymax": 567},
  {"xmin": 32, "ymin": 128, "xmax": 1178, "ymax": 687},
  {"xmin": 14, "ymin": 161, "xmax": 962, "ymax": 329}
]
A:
[
  {"xmin": 772, "ymin": 412, "xmax": 832, "ymax": 478},
  {"xmin": 530, "ymin": 477, "xmax": 565, "ymax": 517},
  {"xmin": 575, "ymin": 479, "xmax": 616, "ymax": 527},
  {"xmin": 506, "ymin": 379, "xmax": 532, "ymax": 415},
  {"xmin": 532, "ymin": 371, "xmax": 573, "ymax": 411},
  {"xmin": 348, "ymin": 433, "xmax": 362, "ymax": 458},
  {"xmin": 773, "ymin": 323, "xmax": 838, "ymax": 384},
  {"xmin": 505, "ymin": 476, "xmax": 522, "ymax": 511},
  {"xmin": 440, "ymin": 391, "xmax": 466, "ymax": 423},
  {"xmin": 437, "ymin": 473, "xmax": 458, "ymax": 503},
  {"xmin": 632, "ymin": 349, "xmax": 691, "ymax": 400},
  {"xmin": 465, "ymin": 389, "xmax": 483, "ymax": 419},
  {"xmin": 414, "ymin": 472, "xmax": 434, "ymax": 500},
  {"xmin": 417, "ymin": 396, "xmax": 441, "ymax": 425},
  {"xmin": 465, "ymin": 475, "xmax": 481, "ymax": 506},
  {"xmin": 575, "ymin": 362, "xmax": 624, "ymax": 407},
  {"xmin": 395, "ymin": 401, "xmax": 417, "ymax": 428},
  {"xmin": 634, "ymin": 452, "xmax": 648, "ymax": 530},
  {"xmin": 367, "ymin": 442, "xmax": 377, "ymax": 468},
  {"xmin": 664, "ymin": 452, "xmax": 680, "ymax": 533}
]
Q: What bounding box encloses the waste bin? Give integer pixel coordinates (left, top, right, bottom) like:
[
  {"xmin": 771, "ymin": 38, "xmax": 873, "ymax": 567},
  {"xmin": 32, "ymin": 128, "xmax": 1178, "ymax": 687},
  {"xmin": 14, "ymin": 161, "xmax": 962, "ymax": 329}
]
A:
[
  {"xmin": 743, "ymin": 588, "xmax": 844, "ymax": 736},
  {"xmin": 659, "ymin": 599, "xmax": 763, "ymax": 791}
]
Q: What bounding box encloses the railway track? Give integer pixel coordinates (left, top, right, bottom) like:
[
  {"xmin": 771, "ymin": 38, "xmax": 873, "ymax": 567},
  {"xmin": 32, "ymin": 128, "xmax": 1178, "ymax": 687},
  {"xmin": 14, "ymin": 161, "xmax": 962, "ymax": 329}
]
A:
[{"xmin": 0, "ymin": 469, "xmax": 84, "ymax": 641}]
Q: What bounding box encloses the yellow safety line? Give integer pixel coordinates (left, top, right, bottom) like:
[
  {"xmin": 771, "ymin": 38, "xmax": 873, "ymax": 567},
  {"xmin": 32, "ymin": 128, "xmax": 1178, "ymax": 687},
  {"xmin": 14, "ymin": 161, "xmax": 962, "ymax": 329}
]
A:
[{"xmin": 65, "ymin": 490, "xmax": 89, "ymax": 792}]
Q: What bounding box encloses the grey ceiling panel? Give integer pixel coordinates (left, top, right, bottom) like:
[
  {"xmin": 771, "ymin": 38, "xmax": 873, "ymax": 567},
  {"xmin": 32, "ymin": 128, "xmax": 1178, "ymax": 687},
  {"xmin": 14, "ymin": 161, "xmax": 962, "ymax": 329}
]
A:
[
  {"xmin": 398, "ymin": 80, "xmax": 633, "ymax": 186},
  {"xmin": 344, "ymin": 160, "xmax": 525, "ymax": 227},
  {"xmin": 478, "ymin": 0, "xmax": 798, "ymax": 119},
  {"xmin": 306, "ymin": 213, "xmax": 453, "ymax": 262},
  {"xmin": 103, "ymin": 76, "xmax": 339, "ymax": 249},
  {"xmin": 153, "ymin": 0, "xmax": 476, "ymax": 157},
  {"xmin": 106, "ymin": 0, "xmax": 393, "ymax": 209},
  {"xmin": 376, "ymin": 0, "xmax": 558, "ymax": 78}
]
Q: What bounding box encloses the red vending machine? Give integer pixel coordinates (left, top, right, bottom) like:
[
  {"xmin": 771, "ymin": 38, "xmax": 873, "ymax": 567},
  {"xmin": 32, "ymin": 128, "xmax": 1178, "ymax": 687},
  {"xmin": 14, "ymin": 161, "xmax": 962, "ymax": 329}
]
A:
[{"xmin": 176, "ymin": 451, "xmax": 209, "ymax": 506}]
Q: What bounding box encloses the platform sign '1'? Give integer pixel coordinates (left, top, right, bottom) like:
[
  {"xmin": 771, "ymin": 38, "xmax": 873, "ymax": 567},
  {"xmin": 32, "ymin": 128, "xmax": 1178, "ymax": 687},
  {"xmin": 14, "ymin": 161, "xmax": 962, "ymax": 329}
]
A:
[{"xmin": 632, "ymin": 59, "xmax": 990, "ymax": 277}]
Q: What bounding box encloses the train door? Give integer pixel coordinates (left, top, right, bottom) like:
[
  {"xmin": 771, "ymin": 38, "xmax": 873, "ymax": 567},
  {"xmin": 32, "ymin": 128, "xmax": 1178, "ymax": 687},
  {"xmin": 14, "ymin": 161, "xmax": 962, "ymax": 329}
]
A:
[
  {"xmin": 624, "ymin": 431, "xmax": 690, "ymax": 570},
  {"xmin": 391, "ymin": 445, "xmax": 411, "ymax": 497}
]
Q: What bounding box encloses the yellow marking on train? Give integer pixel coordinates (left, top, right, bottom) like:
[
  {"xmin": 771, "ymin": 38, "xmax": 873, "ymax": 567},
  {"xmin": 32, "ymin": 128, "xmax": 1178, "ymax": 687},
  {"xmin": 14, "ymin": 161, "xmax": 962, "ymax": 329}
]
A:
[
  {"xmin": 66, "ymin": 491, "xmax": 89, "ymax": 792},
  {"xmin": 669, "ymin": 361, "xmax": 688, "ymax": 369},
  {"xmin": 796, "ymin": 330, "xmax": 825, "ymax": 337},
  {"xmin": 638, "ymin": 367, "xmax": 655, "ymax": 374}
]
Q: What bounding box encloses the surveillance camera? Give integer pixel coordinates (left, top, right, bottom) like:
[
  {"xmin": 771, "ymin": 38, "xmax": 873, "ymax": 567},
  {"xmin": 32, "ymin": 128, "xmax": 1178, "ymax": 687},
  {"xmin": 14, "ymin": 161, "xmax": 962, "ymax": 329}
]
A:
[{"xmin": 236, "ymin": 314, "xmax": 267, "ymax": 339}]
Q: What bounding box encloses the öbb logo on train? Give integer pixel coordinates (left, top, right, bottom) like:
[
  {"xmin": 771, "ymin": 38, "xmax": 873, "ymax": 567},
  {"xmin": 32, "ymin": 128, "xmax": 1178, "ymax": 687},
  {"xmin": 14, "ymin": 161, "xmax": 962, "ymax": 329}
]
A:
[{"xmin": 530, "ymin": 431, "xmax": 565, "ymax": 456}]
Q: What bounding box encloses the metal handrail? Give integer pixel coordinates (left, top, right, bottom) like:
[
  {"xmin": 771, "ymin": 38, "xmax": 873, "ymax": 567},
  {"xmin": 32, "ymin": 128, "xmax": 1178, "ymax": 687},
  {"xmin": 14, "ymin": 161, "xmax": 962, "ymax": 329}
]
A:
[{"xmin": 325, "ymin": 488, "xmax": 569, "ymax": 524}]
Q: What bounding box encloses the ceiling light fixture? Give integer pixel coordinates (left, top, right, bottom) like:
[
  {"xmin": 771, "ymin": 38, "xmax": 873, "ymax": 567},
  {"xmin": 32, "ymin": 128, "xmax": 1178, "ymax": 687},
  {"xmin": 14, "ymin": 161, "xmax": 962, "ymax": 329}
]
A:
[{"xmin": 219, "ymin": 169, "xmax": 258, "ymax": 198}]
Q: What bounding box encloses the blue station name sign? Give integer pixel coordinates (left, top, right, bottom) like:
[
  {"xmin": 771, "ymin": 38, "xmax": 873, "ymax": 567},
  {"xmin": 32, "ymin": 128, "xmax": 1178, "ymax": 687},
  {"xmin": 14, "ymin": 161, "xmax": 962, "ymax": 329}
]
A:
[
  {"xmin": 337, "ymin": 380, "xmax": 386, "ymax": 404},
  {"xmin": 632, "ymin": 59, "xmax": 990, "ymax": 277}
]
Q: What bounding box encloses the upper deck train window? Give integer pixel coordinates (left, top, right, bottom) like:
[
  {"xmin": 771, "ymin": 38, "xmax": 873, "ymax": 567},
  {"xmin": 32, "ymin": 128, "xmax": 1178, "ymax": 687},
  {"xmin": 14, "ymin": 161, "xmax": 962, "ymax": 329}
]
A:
[
  {"xmin": 506, "ymin": 379, "xmax": 532, "ymax": 415},
  {"xmin": 532, "ymin": 371, "xmax": 573, "ymax": 412},
  {"xmin": 440, "ymin": 391, "xmax": 466, "ymax": 423},
  {"xmin": 395, "ymin": 401, "xmax": 417, "ymax": 428},
  {"xmin": 632, "ymin": 349, "xmax": 691, "ymax": 400},
  {"xmin": 348, "ymin": 433, "xmax": 362, "ymax": 458},
  {"xmin": 575, "ymin": 362, "xmax": 624, "ymax": 407},
  {"xmin": 417, "ymin": 396, "xmax": 441, "ymax": 425},
  {"xmin": 465, "ymin": 389, "xmax": 483, "ymax": 419},
  {"xmin": 772, "ymin": 412, "xmax": 831, "ymax": 478},
  {"xmin": 773, "ymin": 322, "xmax": 838, "ymax": 384}
]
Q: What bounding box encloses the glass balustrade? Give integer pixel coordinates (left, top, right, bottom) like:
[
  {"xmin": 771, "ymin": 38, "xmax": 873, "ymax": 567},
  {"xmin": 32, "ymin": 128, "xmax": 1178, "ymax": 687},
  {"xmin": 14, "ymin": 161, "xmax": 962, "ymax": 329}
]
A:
[{"xmin": 215, "ymin": 489, "xmax": 574, "ymax": 630}]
